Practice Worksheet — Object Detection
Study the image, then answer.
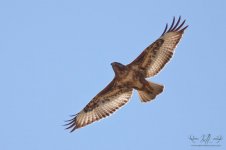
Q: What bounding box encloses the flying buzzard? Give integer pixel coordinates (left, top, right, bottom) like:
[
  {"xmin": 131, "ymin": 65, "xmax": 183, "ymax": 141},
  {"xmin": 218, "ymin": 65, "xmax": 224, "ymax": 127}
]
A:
[{"xmin": 65, "ymin": 16, "xmax": 188, "ymax": 132}]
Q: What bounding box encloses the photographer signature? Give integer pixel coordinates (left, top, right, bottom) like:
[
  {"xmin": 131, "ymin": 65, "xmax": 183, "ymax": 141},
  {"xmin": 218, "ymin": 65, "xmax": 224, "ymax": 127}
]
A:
[{"xmin": 189, "ymin": 134, "xmax": 223, "ymax": 146}]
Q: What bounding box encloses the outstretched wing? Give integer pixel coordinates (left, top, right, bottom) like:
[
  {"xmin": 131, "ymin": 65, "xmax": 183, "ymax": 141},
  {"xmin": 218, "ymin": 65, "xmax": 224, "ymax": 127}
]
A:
[
  {"xmin": 128, "ymin": 16, "xmax": 188, "ymax": 77},
  {"xmin": 65, "ymin": 78, "xmax": 133, "ymax": 132}
]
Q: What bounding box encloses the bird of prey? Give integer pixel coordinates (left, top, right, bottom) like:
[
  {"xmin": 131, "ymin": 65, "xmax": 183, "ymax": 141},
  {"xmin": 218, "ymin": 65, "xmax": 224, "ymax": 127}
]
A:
[{"xmin": 65, "ymin": 16, "xmax": 188, "ymax": 132}]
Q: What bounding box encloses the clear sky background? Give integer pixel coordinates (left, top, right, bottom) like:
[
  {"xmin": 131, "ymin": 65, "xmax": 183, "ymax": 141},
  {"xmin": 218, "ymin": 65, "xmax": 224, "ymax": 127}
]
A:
[{"xmin": 0, "ymin": 0, "xmax": 226, "ymax": 150}]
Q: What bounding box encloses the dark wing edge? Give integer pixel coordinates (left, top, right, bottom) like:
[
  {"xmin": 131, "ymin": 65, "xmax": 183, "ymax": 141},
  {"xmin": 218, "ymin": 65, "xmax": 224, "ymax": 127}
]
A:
[
  {"xmin": 64, "ymin": 79, "xmax": 133, "ymax": 132},
  {"xmin": 161, "ymin": 16, "xmax": 188, "ymax": 36}
]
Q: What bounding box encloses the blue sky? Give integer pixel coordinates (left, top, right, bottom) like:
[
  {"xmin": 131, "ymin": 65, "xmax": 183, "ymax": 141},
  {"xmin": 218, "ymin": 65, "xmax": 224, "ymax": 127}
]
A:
[{"xmin": 0, "ymin": 0, "xmax": 226, "ymax": 149}]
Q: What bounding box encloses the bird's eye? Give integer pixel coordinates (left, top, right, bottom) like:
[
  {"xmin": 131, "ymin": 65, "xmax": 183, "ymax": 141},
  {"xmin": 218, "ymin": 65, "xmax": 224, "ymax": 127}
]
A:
[{"xmin": 118, "ymin": 64, "xmax": 124, "ymax": 68}]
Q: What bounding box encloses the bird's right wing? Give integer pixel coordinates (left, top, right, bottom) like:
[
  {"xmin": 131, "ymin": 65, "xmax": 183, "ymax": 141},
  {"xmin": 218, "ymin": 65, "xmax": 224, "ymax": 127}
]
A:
[{"xmin": 65, "ymin": 78, "xmax": 133, "ymax": 132}]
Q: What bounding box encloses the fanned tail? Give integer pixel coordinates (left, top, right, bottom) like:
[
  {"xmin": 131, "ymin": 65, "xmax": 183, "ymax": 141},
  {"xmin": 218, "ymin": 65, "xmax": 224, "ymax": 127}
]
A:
[{"xmin": 138, "ymin": 81, "xmax": 164, "ymax": 102}]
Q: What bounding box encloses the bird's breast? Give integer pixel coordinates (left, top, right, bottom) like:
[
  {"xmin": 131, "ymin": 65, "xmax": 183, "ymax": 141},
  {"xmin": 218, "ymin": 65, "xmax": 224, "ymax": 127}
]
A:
[{"xmin": 116, "ymin": 69, "xmax": 143, "ymax": 89}]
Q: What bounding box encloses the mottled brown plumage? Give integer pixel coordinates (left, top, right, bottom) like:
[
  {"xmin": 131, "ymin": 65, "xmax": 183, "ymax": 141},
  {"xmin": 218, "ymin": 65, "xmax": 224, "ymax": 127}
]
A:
[{"xmin": 65, "ymin": 16, "xmax": 188, "ymax": 132}]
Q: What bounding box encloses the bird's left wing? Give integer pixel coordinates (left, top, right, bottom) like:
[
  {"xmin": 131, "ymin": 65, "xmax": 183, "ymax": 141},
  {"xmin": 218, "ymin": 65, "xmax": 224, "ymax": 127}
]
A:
[
  {"xmin": 128, "ymin": 16, "xmax": 188, "ymax": 77},
  {"xmin": 65, "ymin": 78, "xmax": 133, "ymax": 132}
]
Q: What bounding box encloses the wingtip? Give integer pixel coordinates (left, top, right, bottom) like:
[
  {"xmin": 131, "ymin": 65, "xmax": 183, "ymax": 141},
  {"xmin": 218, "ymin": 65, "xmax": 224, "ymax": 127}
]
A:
[
  {"xmin": 70, "ymin": 126, "xmax": 78, "ymax": 132},
  {"xmin": 64, "ymin": 125, "xmax": 77, "ymax": 133},
  {"xmin": 161, "ymin": 23, "xmax": 168, "ymax": 36},
  {"xmin": 64, "ymin": 114, "xmax": 79, "ymax": 132},
  {"xmin": 168, "ymin": 17, "xmax": 176, "ymax": 31},
  {"xmin": 161, "ymin": 16, "xmax": 188, "ymax": 36},
  {"xmin": 181, "ymin": 25, "xmax": 189, "ymax": 32}
]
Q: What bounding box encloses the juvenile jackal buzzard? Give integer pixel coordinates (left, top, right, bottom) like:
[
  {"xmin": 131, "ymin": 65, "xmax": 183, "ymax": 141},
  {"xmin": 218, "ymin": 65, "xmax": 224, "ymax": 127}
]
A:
[{"xmin": 65, "ymin": 16, "xmax": 188, "ymax": 132}]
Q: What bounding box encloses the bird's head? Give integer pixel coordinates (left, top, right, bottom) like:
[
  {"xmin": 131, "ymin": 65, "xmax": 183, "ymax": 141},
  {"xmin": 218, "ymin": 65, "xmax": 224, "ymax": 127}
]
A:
[
  {"xmin": 111, "ymin": 62, "xmax": 126, "ymax": 76},
  {"xmin": 111, "ymin": 62, "xmax": 125, "ymax": 69}
]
